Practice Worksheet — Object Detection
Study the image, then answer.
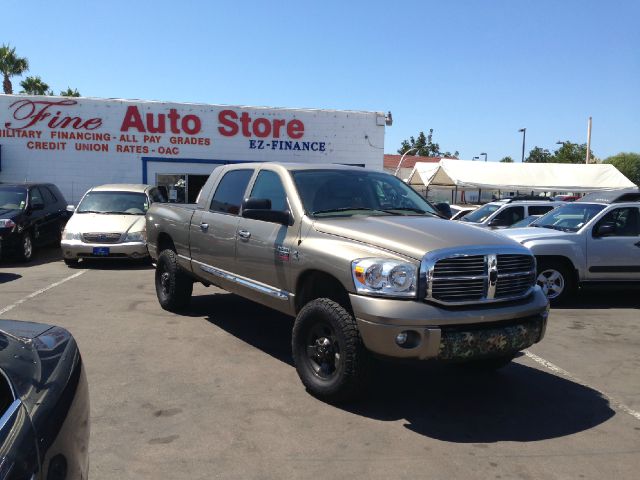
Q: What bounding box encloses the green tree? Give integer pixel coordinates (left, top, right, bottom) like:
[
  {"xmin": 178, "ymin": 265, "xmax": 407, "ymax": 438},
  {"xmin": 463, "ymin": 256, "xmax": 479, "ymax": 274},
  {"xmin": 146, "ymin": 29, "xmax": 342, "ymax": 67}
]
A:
[
  {"xmin": 60, "ymin": 87, "xmax": 80, "ymax": 97},
  {"xmin": 554, "ymin": 141, "xmax": 595, "ymax": 164},
  {"xmin": 398, "ymin": 129, "xmax": 458, "ymax": 158},
  {"xmin": 604, "ymin": 152, "xmax": 640, "ymax": 186},
  {"xmin": 500, "ymin": 156, "xmax": 514, "ymax": 163},
  {"xmin": 525, "ymin": 147, "xmax": 553, "ymax": 163},
  {"xmin": 19, "ymin": 75, "xmax": 50, "ymax": 95},
  {"xmin": 0, "ymin": 44, "xmax": 29, "ymax": 94}
]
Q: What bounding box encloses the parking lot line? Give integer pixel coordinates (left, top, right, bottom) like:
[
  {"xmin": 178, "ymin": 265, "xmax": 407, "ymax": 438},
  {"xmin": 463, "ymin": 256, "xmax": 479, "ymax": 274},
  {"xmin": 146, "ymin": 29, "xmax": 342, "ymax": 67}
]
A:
[
  {"xmin": 524, "ymin": 350, "xmax": 640, "ymax": 422},
  {"xmin": 0, "ymin": 270, "xmax": 87, "ymax": 316}
]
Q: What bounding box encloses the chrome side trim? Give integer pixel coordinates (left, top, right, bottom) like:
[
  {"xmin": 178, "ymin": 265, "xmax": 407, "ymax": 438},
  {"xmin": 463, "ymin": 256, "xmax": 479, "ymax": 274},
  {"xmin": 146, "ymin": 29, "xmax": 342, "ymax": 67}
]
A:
[
  {"xmin": 420, "ymin": 245, "xmax": 535, "ymax": 306},
  {"xmin": 193, "ymin": 260, "xmax": 290, "ymax": 300},
  {"xmin": 178, "ymin": 253, "xmax": 191, "ymax": 262}
]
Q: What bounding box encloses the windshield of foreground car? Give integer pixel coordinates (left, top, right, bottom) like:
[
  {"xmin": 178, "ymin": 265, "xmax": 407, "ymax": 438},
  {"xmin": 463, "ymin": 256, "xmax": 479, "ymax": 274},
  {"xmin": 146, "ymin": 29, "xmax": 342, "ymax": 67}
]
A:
[
  {"xmin": 461, "ymin": 203, "xmax": 501, "ymax": 223},
  {"xmin": 77, "ymin": 191, "xmax": 148, "ymax": 214},
  {"xmin": 532, "ymin": 203, "xmax": 606, "ymax": 232},
  {"xmin": 0, "ymin": 187, "xmax": 28, "ymax": 210},
  {"xmin": 290, "ymin": 169, "xmax": 439, "ymax": 217}
]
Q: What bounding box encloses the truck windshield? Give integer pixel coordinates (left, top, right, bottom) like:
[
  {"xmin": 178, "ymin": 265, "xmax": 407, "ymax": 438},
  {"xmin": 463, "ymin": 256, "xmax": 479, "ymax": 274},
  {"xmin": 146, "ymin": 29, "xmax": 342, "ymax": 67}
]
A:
[
  {"xmin": 0, "ymin": 186, "xmax": 28, "ymax": 210},
  {"xmin": 531, "ymin": 203, "xmax": 606, "ymax": 232},
  {"xmin": 77, "ymin": 191, "xmax": 149, "ymax": 214},
  {"xmin": 291, "ymin": 169, "xmax": 439, "ymax": 217},
  {"xmin": 461, "ymin": 203, "xmax": 501, "ymax": 223}
]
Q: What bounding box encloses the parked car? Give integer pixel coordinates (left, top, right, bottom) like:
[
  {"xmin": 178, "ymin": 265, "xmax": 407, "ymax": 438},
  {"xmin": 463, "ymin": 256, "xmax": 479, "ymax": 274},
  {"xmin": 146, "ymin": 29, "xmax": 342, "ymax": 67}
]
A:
[
  {"xmin": 508, "ymin": 215, "xmax": 542, "ymax": 228},
  {"xmin": 0, "ymin": 182, "xmax": 70, "ymax": 262},
  {"xmin": 0, "ymin": 319, "xmax": 90, "ymax": 479},
  {"xmin": 499, "ymin": 188, "xmax": 640, "ymax": 303},
  {"xmin": 146, "ymin": 163, "xmax": 549, "ymax": 402},
  {"xmin": 552, "ymin": 195, "xmax": 580, "ymax": 202},
  {"xmin": 450, "ymin": 204, "xmax": 479, "ymax": 220},
  {"xmin": 460, "ymin": 197, "xmax": 562, "ymax": 228},
  {"xmin": 61, "ymin": 184, "xmax": 165, "ymax": 266}
]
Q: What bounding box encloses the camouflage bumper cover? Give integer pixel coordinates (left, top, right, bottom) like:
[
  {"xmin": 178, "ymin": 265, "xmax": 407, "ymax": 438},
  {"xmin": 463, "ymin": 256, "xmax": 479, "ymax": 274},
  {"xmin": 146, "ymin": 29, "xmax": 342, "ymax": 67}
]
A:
[{"xmin": 438, "ymin": 316, "xmax": 543, "ymax": 361}]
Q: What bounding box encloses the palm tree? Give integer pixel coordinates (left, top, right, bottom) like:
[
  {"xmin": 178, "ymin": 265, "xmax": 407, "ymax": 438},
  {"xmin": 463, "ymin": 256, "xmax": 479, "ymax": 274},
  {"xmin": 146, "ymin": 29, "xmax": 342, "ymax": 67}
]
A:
[
  {"xmin": 0, "ymin": 44, "xmax": 29, "ymax": 94},
  {"xmin": 20, "ymin": 75, "xmax": 50, "ymax": 95},
  {"xmin": 60, "ymin": 87, "xmax": 80, "ymax": 97}
]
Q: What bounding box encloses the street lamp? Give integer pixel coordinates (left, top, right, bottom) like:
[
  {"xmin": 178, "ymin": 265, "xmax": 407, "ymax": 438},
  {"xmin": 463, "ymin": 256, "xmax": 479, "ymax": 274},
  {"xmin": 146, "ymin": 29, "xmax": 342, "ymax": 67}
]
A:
[
  {"xmin": 394, "ymin": 147, "xmax": 419, "ymax": 176},
  {"xmin": 518, "ymin": 128, "xmax": 526, "ymax": 162},
  {"xmin": 480, "ymin": 152, "xmax": 487, "ymax": 162}
]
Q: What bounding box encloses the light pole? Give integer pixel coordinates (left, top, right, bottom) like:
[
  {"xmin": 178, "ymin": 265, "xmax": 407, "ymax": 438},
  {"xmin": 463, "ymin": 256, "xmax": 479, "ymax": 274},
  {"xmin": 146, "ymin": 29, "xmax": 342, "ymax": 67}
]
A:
[
  {"xmin": 518, "ymin": 128, "xmax": 526, "ymax": 162},
  {"xmin": 394, "ymin": 147, "xmax": 419, "ymax": 177},
  {"xmin": 480, "ymin": 152, "xmax": 487, "ymax": 162}
]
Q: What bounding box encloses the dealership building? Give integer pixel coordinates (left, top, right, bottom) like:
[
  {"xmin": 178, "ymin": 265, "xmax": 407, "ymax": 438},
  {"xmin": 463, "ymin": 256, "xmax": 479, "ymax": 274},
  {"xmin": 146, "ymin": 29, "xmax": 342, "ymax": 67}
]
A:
[{"xmin": 0, "ymin": 95, "xmax": 390, "ymax": 203}]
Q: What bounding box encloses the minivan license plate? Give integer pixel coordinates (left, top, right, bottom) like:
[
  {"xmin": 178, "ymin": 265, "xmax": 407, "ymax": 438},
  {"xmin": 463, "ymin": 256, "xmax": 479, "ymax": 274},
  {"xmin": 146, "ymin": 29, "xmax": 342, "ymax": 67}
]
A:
[{"xmin": 92, "ymin": 247, "xmax": 110, "ymax": 256}]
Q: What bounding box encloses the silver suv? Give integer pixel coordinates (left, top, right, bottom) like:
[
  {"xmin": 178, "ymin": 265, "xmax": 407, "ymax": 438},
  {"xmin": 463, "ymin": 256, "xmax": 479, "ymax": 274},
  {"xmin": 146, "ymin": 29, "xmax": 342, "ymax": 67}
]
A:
[
  {"xmin": 459, "ymin": 198, "xmax": 562, "ymax": 228},
  {"xmin": 500, "ymin": 188, "xmax": 640, "ymax": 303}
]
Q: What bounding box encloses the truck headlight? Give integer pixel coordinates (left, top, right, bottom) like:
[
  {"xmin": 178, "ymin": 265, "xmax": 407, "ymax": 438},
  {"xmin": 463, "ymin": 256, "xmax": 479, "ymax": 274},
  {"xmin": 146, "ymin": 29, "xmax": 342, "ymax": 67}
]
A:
[
  {"xmin": 62, "ymin": 231, "xmax": 82, "ymax": 240},
  {"xmin": 124, "ymin": 231, "xmax": 146, "ymax": 242},
  {"xmin": 352, "ymin": 258, "xmax": 417, "ymax": 298}
]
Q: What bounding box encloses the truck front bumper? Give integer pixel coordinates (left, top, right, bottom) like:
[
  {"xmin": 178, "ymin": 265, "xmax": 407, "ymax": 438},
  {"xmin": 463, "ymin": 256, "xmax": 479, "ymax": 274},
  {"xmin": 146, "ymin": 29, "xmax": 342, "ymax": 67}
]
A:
[
  {"xmin": 61, "ymin": 240, "xmax": 149, "ymax": 260},
  {"xmin": 350, "ymin": 287, "xmax": 549, "ymax": 361}
]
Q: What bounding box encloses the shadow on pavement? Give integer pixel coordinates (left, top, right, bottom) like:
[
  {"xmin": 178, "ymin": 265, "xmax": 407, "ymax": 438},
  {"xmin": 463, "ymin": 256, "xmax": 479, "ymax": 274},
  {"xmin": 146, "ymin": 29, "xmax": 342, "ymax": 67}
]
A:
[
  {"xmin": 0, "ymin": 245, "xmax": 63, "ymax": 268},
  {"xmin": 0, "ymin": 273, "xmax": 21, "ymax": 284},
  {"xmin": 555, "ymin": 286, "xmax": 640, "ymax": 310},
  {"xmin": 70, "ymin": 258, "xmax": 153, "ymax": 271},
  {"xmin": 187, "ymin": 292, "xmax": 615, "ymax": 443}
]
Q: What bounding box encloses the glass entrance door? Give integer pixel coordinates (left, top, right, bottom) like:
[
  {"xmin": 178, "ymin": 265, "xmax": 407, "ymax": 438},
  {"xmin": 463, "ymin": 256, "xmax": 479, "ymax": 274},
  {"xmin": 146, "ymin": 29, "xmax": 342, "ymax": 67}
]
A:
[{"xmin": 156, "ymin": 173, "xmax": 210, "ymax": 204}]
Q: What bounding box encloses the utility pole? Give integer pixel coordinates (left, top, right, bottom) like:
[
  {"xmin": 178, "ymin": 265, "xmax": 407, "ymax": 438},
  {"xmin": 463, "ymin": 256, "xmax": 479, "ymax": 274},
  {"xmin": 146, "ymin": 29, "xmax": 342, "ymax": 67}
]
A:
[
  {"xmin": 586, "ymin": 117, "xmax": 592, "ymax": 164},
  {"xmin": 518, "ymin": 128, "xmax": 526, "ymax": 162}
]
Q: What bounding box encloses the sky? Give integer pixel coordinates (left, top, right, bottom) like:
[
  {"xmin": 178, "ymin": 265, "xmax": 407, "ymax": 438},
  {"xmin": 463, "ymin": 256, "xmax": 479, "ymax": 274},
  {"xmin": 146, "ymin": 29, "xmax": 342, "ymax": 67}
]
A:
[{"xmin": 2, "ymin": 0, "xmax": 639, "ymax": 161}]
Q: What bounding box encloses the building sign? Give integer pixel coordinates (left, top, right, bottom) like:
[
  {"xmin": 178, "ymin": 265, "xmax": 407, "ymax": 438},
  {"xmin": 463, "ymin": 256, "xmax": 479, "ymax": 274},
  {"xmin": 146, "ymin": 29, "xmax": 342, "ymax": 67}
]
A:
[{"xmin": 0, "ymin": 95, "xmax": 386, "ymax": 201}]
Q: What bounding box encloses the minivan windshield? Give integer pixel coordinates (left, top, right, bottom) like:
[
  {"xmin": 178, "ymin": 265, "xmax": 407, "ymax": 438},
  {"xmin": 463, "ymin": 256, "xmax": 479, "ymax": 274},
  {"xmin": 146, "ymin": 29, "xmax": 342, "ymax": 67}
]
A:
[
  {"xmin": 0, "ymin": 186, "xmax": 28, "ymax": 210},
  {"xmin": 531, "ymin": 203, "xmax": 606, "ymax": 232},
  {"xmin": 461, "ymin": 203, "xmax": 502, "ymax": 223},
  {"xmin": 291, "ymin": 169, "xmax": 439, "ymax": 217},
  {"xmin": 77, "ymin": 191, "xmax": 148, "ymax": 214}
]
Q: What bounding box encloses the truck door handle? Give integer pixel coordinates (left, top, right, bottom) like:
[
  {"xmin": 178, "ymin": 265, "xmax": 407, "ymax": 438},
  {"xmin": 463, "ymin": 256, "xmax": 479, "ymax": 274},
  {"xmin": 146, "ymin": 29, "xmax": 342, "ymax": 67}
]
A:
[
  {"xmin": 199, "ymin": 223, "xmax": 209, "ymax": 232},
  {"xmin": 237, "ymin": 230, "xmax": 251, "ymax": 239}
]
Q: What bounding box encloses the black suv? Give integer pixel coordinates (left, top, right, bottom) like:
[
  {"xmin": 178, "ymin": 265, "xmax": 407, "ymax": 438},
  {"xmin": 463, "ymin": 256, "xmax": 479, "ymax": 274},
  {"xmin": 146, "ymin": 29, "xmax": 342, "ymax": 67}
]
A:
[{"xmin": 0, "ymin": 183, "xmax": 70, "ymax": 262}]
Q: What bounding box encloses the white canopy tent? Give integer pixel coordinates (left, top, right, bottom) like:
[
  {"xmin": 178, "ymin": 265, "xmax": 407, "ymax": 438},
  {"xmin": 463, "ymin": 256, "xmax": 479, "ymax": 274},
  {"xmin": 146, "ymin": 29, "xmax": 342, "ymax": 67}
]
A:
[{"xmin": 407, "ymin": 159, "xmax": 636, "ymax": 192}]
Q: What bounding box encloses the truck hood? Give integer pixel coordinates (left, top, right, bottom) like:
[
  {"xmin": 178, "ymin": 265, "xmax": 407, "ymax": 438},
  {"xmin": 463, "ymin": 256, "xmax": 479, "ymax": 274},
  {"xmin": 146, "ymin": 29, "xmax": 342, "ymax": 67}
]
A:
[
  {"xmin": 66, "ymin": 212, "xmax": 146, "ymax": 234},
  {"xmin": 499, "ymin": 227, "xmax": 573, "ymax": 244},
  {"xmin": 312, "ymin": 216, "xmax": 521, "ymax": 260}
]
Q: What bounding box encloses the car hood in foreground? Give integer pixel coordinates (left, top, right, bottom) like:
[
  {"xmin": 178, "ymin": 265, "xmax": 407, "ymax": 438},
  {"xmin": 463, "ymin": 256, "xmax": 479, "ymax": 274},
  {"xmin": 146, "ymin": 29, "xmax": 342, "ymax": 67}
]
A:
[
  {"xmin": 66, "ymin": 212, "xmax": 146, "ymax": 234},
  {"xmin": 312, "ymin": 215, "xmax": 523, "ymax": 260}
]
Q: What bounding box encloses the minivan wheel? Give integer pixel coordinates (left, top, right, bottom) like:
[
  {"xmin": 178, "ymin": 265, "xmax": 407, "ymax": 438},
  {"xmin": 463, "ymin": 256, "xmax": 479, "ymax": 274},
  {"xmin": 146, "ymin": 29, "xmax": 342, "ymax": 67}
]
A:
[
  {"xmin": 536, "ymin": 260, "xmax": 575, "ymax": 304},
  {"xmin": 18, "ymin": 232, "xmax": 34, "ymax": 263},
  {"xmin": 155, "ymin": 249, "xmax": 193, "ymax": 312},
  {"xmin": 292, "ymin": 298, "xmax": 369, "ymax": 403}
]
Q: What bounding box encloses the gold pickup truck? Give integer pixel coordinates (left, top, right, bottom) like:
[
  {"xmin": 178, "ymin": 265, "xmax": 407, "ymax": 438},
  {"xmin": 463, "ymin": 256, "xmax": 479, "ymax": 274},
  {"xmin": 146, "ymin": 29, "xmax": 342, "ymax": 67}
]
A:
[{"xmin": 146, "ymin": 163, "xmax": 549, "ymax": 402}]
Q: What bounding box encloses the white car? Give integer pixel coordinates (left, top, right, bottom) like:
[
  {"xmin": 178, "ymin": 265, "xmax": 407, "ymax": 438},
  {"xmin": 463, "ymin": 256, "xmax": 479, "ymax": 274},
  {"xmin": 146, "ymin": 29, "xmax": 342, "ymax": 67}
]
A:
[
  {"xmin": 61, "ymin": 184, "xmax": 165, "ymax": 266},
  {"xmin": 449, "ymin": 204, "xmax": 479, "ymax": 220},
  {"xmin": 459, "ymin": 198, "xmax": 562, "ymax": 228},
  {"xmin": 499, "ymin": 189, "xmax": 640, "ymax": 303}
]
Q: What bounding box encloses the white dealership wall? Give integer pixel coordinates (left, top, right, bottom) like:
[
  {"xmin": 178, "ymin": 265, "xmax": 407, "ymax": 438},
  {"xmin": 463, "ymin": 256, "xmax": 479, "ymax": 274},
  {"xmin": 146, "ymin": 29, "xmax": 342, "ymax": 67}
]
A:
[{"xmin": 0, "ymin": 95, "xmax": 387, "ymax": 202}]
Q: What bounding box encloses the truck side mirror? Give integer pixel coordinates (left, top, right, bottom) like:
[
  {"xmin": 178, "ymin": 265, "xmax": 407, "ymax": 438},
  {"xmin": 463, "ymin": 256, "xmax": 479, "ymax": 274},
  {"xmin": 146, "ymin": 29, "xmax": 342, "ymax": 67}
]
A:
[
  {"xmin": 594, "ymin": 222, "xmax": 616, "ymax": 237},
  {"xmin": 241, "ymin": 197, "xmax": 291, "ymax": 225}
]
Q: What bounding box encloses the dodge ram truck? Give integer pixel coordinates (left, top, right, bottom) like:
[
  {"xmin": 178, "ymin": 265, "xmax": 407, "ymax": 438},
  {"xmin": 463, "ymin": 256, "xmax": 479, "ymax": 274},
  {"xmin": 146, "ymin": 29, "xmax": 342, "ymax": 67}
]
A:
[{"xmin": 146, "ymin": 163, "xmax": 549, "ymax": 401}]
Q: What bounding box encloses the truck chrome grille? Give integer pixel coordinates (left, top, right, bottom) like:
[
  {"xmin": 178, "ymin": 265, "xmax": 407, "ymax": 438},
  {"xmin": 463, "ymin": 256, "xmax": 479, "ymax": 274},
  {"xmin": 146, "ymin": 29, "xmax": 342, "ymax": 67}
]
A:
[
  {"xmin": 422, "ymin": 249, "xmax": 535, "ymax": 305},
  {"xmin": 82, "ymin": 232, "xmax": 122, "ymax": 244}
]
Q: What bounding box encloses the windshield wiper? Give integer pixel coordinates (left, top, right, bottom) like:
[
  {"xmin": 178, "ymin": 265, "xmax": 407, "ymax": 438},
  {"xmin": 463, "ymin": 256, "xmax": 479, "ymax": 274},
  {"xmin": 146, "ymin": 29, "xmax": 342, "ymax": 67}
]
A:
[
  {"xmin": 380, "ymin": 207, "xmax": 432, "ymax": 215},
  {"xmin": 312, "ymin": 207, "xmax": 392, "ymax": 216},
  {"xmin": 77, "ymin": 210, "xmax": 105, "ymax": 214}
]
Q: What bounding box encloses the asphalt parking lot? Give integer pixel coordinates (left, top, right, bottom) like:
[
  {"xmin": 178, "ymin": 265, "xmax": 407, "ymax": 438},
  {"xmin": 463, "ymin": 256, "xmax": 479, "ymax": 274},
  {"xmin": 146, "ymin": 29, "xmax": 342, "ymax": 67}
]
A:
[{"xmin": 1, "ymin": 246, "xmax": 639, "ymax": 479}]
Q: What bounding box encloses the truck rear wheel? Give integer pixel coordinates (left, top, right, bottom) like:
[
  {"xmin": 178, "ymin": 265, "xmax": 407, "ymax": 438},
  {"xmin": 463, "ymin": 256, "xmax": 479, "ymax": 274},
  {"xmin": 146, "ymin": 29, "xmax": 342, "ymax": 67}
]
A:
[
  {"xmin": 155, "ymin": 249, "xmax": 193, "ymax": 312},
  {"xmin": 292, "ymin": 298, "xmax": 370, "ymax": 403}
]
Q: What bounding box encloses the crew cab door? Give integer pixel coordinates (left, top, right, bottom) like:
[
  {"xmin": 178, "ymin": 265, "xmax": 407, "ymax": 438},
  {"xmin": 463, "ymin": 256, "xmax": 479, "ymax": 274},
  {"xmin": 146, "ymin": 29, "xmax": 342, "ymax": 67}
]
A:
[
  {"xmin": 189, "ymin": 169, "xmax": 255, "ymax": 290},
  {"xmin": 586, "ymin": 206, "xmax": 640, "ymax": 280},
  {"xmin": 234, "ymin": 169, "xmax": 296, "ymax": 311}
]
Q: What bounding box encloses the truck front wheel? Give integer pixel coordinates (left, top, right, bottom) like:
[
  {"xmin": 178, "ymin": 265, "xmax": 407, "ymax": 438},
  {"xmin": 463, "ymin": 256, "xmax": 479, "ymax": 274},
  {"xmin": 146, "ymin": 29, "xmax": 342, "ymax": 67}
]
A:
[
  {"xmin": 536, "ymin": 259, "xmax": 575, "ymax": 305},
  {"xmin": 292, "ymin": 298, "xmax": 370, "ymax": 403},
  {"xmin": 155, "ymin": 249, "xmax": 193, "ymax": 312}
]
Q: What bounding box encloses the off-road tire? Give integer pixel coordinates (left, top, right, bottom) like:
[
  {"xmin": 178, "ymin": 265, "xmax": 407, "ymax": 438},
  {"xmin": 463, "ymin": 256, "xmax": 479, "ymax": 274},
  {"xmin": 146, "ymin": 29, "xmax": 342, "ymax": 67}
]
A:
[
  {"xmin": 536, "ymin": 259, "xmax": 576, "ymax": 305},
  {"xmin": 155, "ymin": 249, "xmax": 193, "ymax": 312},
  {"xmin": 292, "ymin": 298, "xmax": 370, "ymax": 403},
  {"xmin": 18, "ymin": 232, "xmax": 34, "ymax": 263}
]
